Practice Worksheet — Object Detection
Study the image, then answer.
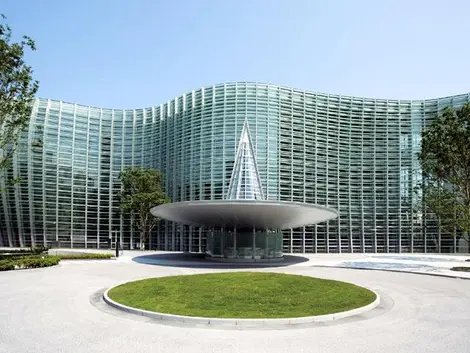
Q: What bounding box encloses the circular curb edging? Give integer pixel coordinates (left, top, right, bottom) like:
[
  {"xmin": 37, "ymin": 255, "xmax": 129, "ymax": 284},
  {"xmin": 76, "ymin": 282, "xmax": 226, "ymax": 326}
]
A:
[{"xmin": 102, "ymin": 286, "xmax": 380, "ymax": 328}]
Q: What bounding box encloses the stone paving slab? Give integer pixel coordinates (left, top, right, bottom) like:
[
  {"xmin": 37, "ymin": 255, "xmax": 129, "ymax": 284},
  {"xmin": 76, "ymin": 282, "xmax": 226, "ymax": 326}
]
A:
[
  {"xmin": 297, "ymin": 253, "xmax": 470, "ymax": 279},
  {"xmin": 118, "ymin": 250, "xmax": 470, "ymax": 278},
  {"xmin": 1, "ymin": 255, "xmax": 470, "ymax": 352}
]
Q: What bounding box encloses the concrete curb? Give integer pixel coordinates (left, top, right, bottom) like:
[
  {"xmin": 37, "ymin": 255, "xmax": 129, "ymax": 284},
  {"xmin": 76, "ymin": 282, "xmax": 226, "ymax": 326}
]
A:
[
  {"xmin": 102, "ymin": 286, "xmax": 380, "ymax": 328},
  {"xmin": 312, "ymin": 265, "xmax": 470, "ymax": 280}
]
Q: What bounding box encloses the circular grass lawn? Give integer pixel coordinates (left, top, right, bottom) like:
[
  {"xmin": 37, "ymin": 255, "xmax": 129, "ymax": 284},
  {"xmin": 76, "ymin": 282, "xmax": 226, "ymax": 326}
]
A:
[{"xmin": 107, "ymin": 272, "xmax": 376, "ymax": 319}]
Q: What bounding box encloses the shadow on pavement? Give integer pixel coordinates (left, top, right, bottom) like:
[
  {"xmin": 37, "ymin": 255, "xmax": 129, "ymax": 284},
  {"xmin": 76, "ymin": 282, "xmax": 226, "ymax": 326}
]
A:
[{"xmin": 132, "ymin": 252, "xmax": 310, "ymax": 269}]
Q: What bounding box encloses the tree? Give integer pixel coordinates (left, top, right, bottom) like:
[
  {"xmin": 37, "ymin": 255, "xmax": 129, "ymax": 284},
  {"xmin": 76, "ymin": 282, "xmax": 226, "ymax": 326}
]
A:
[
  {"xmin": 119, "ymin": 167, "xmax": 170, "ymax": 250},
  {"xmin": 0, "ymin": 14, "xmax": 39, "ymax": 190},
  {"xmin": 418, "ymin": 103, "xmax": 470, "ymax": 248}
]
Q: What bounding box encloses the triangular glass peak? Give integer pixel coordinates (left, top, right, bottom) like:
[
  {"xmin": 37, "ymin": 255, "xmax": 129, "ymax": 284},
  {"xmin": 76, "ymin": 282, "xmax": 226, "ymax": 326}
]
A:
[{"xmin": 226, "ymin": 120, "xmax": 265, "ymax": 200}]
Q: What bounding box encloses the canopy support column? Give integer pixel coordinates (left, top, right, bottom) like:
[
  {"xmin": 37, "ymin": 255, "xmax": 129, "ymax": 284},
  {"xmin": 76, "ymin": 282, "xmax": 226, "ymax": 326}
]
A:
[
  {"xmin": 233, "ymin": 227, "xmax": 237, "ymax": 259},
  {"xmin": 252, "ymin": 226, "xmax": 256, "ymax": 260}
]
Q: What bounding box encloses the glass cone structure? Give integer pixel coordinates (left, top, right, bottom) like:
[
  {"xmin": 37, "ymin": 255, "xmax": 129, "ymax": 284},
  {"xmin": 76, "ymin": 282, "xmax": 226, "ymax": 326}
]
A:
[
  {"xmin": 151, "ymin": 120, "xmax": 338, "ymax": 262},
  {"xmin": 226, "ymin": 120, "xmax": 264, "ymax": 201}
]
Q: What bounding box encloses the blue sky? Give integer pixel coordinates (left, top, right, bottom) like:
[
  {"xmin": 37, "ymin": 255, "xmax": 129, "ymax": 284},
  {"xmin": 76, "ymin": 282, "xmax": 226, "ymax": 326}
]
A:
[{"xmin": 3, "ymin": 0, "xmax": 470, "ymax": 108}]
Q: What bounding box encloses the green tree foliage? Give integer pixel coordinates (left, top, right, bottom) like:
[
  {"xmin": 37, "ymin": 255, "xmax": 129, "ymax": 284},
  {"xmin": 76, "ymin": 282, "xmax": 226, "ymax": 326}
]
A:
[
  {"xmin": 418, "ymin": 103, "xmax": 470, "ymax": 244},
  {"xmin": 119, "ymin": 167, "xmax": 170, "ymax": 250},
  {"xmin": 0, "ymin": 14, "xmax": 39, "ymax": 190}
]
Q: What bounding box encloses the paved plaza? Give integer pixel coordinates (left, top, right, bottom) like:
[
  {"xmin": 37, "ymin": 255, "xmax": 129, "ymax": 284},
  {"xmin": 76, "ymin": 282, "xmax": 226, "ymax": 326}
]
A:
[{"xmin": 1, "ymin": 251, "xmax": 470, "ymax": 353}]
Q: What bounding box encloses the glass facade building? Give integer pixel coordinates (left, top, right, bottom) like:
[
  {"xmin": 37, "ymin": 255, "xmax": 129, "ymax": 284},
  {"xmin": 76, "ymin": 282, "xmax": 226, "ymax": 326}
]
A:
[{"xmin": 1, "ymin": 82, "xmax": 469, "ymax": 253}]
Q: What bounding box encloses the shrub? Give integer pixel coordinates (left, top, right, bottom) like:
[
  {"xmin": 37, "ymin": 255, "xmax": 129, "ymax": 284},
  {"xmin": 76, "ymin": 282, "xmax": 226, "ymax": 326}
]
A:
[
  {"xmin": 30, "ymin": 245, "xmax": 49, "ymax": 254},
  {"xmin": 58, "ymin": 253, "xmax": 113, "ymax": 260},
  {"xmin": 0, "ymin": 246, "xmax": 49, "ymax": 256},
  {"xmin": 0, "ymin": 246, "xmax": 49, "ymax": 260},
  {"xmin": 0, "ymin": 253, "xmax": 27, "ymax": 260},
  {"xmin": 0, "ymin": 249, "xmax": 33, "ymax": 254},
  {"xmin": 0, "ymin": 260, "xmax": 15, "ymax": 271},
  {"xmin": 0, "ymin": 255, "xmax": 60, "ymax": 271},
  {"xmin": 19, "ymin": 255, "xmax": 60, "ymax": 268},
  {"xmin": 0, "ymin": 252, "xmax": 113, "ymax": 271}
]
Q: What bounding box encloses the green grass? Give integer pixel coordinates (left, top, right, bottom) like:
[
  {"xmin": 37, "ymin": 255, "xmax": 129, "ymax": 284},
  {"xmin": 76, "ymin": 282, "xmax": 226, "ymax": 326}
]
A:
[
  {"xmin": 108, "ymin": 272, "xmax": 376, "ymax": 319},
  {"xmin": 451, "ymin": 267, "xmax": 470, "ymax": 272}
]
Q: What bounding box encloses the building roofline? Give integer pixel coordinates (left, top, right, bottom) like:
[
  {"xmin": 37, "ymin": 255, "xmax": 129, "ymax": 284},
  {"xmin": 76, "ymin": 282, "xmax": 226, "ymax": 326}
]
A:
[{"xmin": 37, "ymin": 81, "xmax": 470, "ymax": 111}]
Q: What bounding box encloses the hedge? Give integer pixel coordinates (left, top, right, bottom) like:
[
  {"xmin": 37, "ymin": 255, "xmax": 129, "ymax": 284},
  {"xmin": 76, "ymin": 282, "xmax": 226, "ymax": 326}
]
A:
[
  {"xmin": 0, "ymin": 254, "xmax": 31, "ymax": 260},
  {"xmin": 0, "ymin": 252, "xmax": 114, "ymax": 271},
  {"xmin": 0, "ymin": 246, "xmax": 48, "ymax": 255},
  {"xmin": 0, "ymin": 249, "xmax": 32, "ymax": 254},
  {"xmin": 57, "ymin": 253, "xmax": 114, "ymax": 260},
  {"xmin": 0, "ymin": 255, "xmax": 60, "ymax": 271}
]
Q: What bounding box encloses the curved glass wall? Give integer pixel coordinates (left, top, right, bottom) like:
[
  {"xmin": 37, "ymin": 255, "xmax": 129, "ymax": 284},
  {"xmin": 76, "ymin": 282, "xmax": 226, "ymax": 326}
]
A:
[{"xmin": 0, "ymin": 82, "xmax": 469, "ymax": 253}]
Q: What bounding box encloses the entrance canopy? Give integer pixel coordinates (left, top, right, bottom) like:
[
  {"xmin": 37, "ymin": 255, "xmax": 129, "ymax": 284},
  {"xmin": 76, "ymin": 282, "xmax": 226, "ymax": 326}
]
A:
[
  {"xmin": 151, "ymin": 121, "xmax": 338, "ymax": 232},
  {"xmin": 150, "ymin": 200, "xmax": 338, "ymax": 230}
]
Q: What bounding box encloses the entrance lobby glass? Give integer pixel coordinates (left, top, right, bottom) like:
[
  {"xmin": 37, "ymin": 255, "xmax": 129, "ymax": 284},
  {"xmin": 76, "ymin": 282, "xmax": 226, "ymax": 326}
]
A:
[{"xmin": 206, "ymin": 228, "xmax": 283, "ymax": 261}]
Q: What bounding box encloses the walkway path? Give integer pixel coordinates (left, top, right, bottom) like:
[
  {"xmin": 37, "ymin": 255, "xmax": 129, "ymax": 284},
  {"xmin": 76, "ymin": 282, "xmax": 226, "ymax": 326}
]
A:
[
  {"xmin": 0, "ymin": 251, "xmax": 469, "ymax": 353},
  {"xmin": 302, "ymin": 253, "xmax": 470, "ymax": 279}
]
